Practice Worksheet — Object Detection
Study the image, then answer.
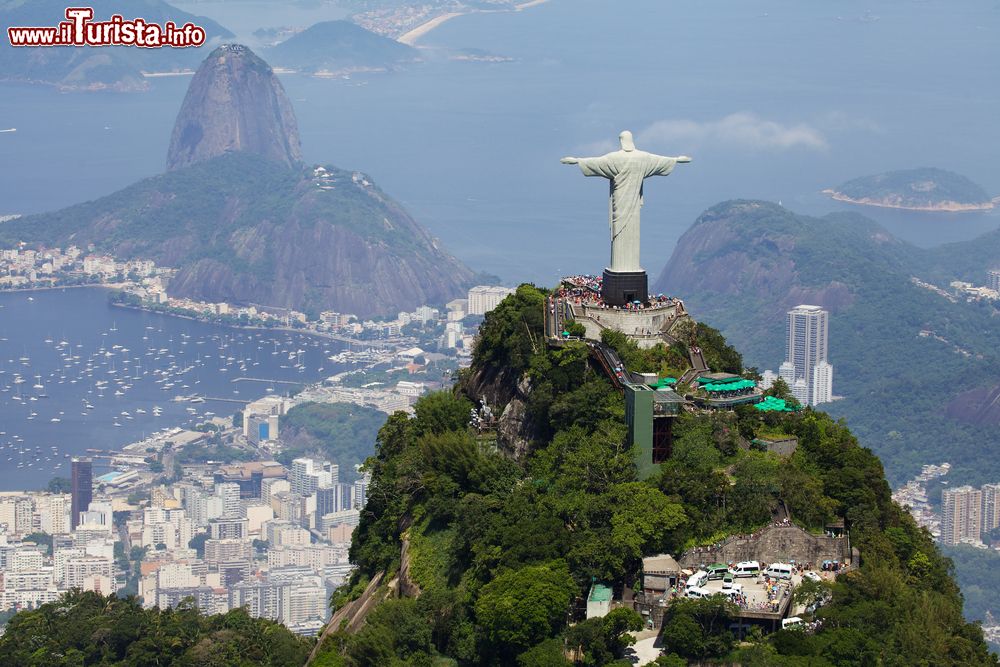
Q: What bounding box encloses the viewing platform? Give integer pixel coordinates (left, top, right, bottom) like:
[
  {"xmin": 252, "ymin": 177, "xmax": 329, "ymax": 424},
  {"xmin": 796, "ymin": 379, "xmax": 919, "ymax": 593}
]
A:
[{"xmin": 547, "ymin": 275, "xmax": 692, "ymax": 349}]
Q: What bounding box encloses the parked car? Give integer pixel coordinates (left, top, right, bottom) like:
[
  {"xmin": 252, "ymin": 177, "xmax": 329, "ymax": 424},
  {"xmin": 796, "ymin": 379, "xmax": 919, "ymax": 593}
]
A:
[
  {"xmin": 706, "ymin": 563, "xmax": 729, "ymax": 580},
  {"xmin": 686, "ymin": 586, "xmax": 712, "ymax": 599},
  {"xmin": 732, "ymin": 561, "xmax": 760, "ymax": 578},
  {"xmin": 765, "ymin": 563, "xmax": 794, "ymax": 580}
]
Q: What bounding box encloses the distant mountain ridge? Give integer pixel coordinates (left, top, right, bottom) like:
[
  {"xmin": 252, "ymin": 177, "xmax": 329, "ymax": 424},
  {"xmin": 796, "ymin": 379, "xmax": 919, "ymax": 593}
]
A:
[
  {"xmin": 266, "ymin": 20, "xmax": 417, "ymax": 75},
  {"xmin": 654, "ymin": 200, "xmax": 1000, "ymax": 486},
  {"xmin": 0, "ymin": 152, "xmax": 474, "ymax": 317},
  {"xmin": 0, "ymin": 0, "xmax": 232, "ymax": 91}
]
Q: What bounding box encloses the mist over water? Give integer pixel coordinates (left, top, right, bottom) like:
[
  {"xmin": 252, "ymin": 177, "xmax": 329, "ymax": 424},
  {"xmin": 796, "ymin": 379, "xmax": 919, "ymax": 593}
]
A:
[{"xmin": 0, "ymin": 0, "xmax": 997, "ymax": 284}]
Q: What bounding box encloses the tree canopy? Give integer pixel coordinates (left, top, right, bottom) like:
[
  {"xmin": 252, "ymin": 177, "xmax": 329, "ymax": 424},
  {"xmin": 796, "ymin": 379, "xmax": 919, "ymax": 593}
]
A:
[{"xmin": 0, "ymin": 591, "xmax": 311, "ymax": 667}]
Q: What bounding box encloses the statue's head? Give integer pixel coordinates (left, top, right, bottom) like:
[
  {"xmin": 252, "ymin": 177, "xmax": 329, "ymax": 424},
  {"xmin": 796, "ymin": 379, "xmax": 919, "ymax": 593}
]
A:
[{"xmin": 619, "ymin": 130, "xmax": 636, "ymax": 152}]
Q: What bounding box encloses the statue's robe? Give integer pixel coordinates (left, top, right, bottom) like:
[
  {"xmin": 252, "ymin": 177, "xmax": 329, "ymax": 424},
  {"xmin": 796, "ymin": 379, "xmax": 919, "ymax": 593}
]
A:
[{"xmin": 577, "ymin": 150, "xmax": 676, "ymax": 273}]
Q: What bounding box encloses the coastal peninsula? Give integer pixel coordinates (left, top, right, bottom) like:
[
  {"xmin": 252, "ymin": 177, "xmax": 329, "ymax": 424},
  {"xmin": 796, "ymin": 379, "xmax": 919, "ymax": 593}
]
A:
[{"xmin": 824, "ymin": 167, "xmax": 996, "ymax": 212}]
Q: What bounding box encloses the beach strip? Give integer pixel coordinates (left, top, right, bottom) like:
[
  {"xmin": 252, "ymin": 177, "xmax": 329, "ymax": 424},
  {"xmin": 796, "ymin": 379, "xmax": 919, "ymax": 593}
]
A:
[{"xmin": 398, "ymin": 0, "xmax": 551, "ymax": 46}]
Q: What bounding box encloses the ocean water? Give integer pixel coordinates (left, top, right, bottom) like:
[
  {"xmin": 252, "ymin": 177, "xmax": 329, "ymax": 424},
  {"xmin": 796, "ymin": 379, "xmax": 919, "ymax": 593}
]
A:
[
  {"xmin": 1, "ymin": 0, "xmax": 998, "ymax": 283},
  {"xmin": 0, "ymin": 288, "xmax": 343, "ymax": 490}
]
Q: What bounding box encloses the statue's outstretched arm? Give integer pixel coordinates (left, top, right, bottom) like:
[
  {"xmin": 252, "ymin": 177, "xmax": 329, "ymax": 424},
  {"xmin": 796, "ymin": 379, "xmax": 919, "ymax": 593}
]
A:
[{"xmin": 560, "ymin": 157, "xmax": 579, "ymax": 165}]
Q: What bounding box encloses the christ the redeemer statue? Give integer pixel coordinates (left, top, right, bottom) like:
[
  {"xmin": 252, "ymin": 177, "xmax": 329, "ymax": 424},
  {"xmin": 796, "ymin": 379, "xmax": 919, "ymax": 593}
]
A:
[{"xmin": 562, "ymin": 130, "xmax": 691, "ymax": 275}]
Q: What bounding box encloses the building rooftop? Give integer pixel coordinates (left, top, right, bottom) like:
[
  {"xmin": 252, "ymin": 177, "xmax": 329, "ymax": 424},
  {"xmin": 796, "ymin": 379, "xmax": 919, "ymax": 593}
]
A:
[
  {"xmin": 588, "ymin": 583, "xmax": 613, "ymax": 603},
  {"xmin": 643, "ymin": 554, "xmax": 680, "ymax": 574}
]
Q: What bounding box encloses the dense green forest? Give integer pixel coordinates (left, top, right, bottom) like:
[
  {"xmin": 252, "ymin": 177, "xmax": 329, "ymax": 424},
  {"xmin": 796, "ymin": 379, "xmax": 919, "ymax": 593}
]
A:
[
  {"xmin": 313, "ymin": 284, "xmax": 992, "ymax": 666},
  {"xmin": 0, "ymin": 591, "xmax": 311, "ymax": 666},
  {"xmin": 278, "ymin": 401, "xmax": 388, "ymax": 481}
]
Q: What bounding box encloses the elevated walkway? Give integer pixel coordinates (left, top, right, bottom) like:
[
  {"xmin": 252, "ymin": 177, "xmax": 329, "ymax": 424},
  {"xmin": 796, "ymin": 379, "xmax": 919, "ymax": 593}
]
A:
[{"xmin": 679, "ymin": 347, "xmax": 708, "ymax": 384}]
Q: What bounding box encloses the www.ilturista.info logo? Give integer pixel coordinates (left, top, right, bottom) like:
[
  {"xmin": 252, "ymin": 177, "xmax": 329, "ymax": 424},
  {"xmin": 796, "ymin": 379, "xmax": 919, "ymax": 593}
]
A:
[{"xmin": 7, "ymin": 7, "xmax": 207, "ymax": 48}]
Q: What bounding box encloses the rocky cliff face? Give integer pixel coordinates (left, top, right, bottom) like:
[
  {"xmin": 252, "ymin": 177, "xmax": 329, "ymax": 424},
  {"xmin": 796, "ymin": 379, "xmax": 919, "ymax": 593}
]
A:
[{"xmin": 167, "ymin": 44, "xmax": 302, "ymax": 171}]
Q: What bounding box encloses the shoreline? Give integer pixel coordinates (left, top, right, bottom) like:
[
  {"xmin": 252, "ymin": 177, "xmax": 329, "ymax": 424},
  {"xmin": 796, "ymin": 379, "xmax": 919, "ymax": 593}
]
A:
[
  {"xmin": 141, "ymin": 70, "xmax": 195, "ymax": 78},
  {"xmin": 822, "ymin": 189, "xmax": 996, "ymax": 213},
  {"xmin": 398, "ymin": 0, "xmax": 550, "ymax": 46},
  {"xmin": 1, "ymin": 284, "xmax": 403, "ymax": 349},
  {"xmin": 108, "ymin": 300, "xmax": 402, "ymax": 349},
  {"xmin": 398, "ymin": 11, "xmax": 464, "ymax": 45},
  {"xmin": 0, "ymin": 282, "xmax": 125, "ymax": 294}
]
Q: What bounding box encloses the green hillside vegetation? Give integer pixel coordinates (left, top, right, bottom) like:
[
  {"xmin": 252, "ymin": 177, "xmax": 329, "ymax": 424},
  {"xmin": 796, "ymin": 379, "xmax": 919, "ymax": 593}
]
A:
[
  {"xmin": 943, "ymin": 545, "xmax": 1000, "ymax": 640},
  {"xmin": 0, "ymin": 0, "xmax": 232, "ymax": 90},
  {"xmin": 313, "ymin": 284, "xmax": 992, "ymax": 666},
  {"xmin": 0, "ymin": 150, "xmax": 474, "ymax": 319},
  {"xmin": 658, "ymin": 201, "xmax": 1000, "ymax": 488},
  {"xmin": 279, "ymin": 401, "xmax": 387, "ymax": 481},
  {"xmin": 830, "ymin": 168, "xmax": 992, "ymax": 208},
  {"xmin": 267, "ymin": 21, "xmax": 417, "ymax": 73},
  {"xmin": 0, "ymin": 590, "xmax": 311, "ymax": 666},
  {"xmin": 0, "ymin": 153, "xmax": 422, "ymax": 266}
]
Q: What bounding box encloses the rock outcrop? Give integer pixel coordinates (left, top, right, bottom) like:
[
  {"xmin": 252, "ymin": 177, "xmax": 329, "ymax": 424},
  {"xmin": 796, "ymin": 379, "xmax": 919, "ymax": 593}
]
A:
[
  {"xmin": 167, "ymin": 44, "xmax": 302, "ymax": 171},
  {"xmin": 1, "ymin": 46, "xmax": 475, "ymax": 317}
]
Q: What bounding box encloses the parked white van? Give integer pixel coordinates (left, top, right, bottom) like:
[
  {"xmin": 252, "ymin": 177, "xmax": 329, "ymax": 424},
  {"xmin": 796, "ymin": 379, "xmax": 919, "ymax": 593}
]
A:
[
  {"xmin": 685, "ymin": 571, "xmax": 709, "ymax": 591},
  {"xmin": 685, "ymin": 586, "xmax": 713, "ymax": 599},
  {"xmin": 765, "ymin": 563, "xmax": 794, "ymax": 580},
  {"xmin": 782, "ymin": 616, "xmax": 804, "ymax": 629},
  {"xmin": 722, "ymin": 585, "xmax": 744, "ymax": 600},
  {"xmin": 732, "ymin": 561, "xmax": 760, "ymax": 578}
]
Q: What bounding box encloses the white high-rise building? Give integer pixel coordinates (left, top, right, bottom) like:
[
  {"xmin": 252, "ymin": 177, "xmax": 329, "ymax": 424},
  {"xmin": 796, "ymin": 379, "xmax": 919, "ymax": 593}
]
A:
[
  {"xmin": 215, "ymin": 482, "xmax": 242, "ymax": 518},
  {"xmin": 942, "ymin": 485, "xmax": 983, "ymax": 546},
  {"xmin": 353, "ymin": 474, "xmax": 370, "ymax": 510},
  {"xmin": 811, "ymin": 361, "xmax": 834, "ymax": 405},
  {"xmin": 290, "ymin": 458, "xmax": 336, "ymax": 497},
  {"xmin": 261, "ymin": 478, "xmax": 290, "ymax": 504},
  {"xmin": 37, "ymin": 494, "xmax": 70, "ymax": 535},
  {"xmin": 64, "ymin": 555, "xmax": 113, "ymax": 591},
  {"xmin": 467, "ymin": 286, "xmax": 515, "ymax": 315},
  {"xmin": 981, "ymin": 483, "xmax": 1000, "ymax": 534},
  {"xmin": 758, "ymin": 370, "xmax": 777, "ymax": 391},
  {"xmin": 782, "ymin": 305, "xmax": 833, "ymax": 406}
]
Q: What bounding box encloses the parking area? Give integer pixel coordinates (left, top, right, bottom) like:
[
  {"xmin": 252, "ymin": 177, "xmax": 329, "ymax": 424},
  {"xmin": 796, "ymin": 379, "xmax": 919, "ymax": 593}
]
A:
[{"xmin": 699, "ymin": 572, "xmax": 800, "ymax": 613}]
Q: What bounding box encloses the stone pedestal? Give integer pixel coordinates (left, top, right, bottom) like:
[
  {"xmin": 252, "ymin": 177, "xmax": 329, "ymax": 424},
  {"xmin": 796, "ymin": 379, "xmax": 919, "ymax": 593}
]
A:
[{"xmin": 602, "ymin": 269, "xmax": 648, "ymax": 306}]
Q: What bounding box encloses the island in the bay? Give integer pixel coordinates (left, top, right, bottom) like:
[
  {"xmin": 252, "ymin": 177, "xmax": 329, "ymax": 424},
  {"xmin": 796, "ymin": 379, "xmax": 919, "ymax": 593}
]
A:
[
  {"xmin": 265, "ymin": 20, "xmax": 418, "ymax": 77},
  {"xmin": 824, "ymin": 167, "xmax": 996, "ymax": 212}
]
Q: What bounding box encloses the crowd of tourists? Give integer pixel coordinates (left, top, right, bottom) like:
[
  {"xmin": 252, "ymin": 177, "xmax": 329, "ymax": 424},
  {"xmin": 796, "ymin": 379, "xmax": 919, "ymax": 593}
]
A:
[{"xmin": 556, "ymin": 275, "xmax": 684, "ymax": 313}]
